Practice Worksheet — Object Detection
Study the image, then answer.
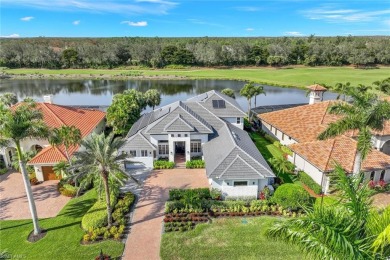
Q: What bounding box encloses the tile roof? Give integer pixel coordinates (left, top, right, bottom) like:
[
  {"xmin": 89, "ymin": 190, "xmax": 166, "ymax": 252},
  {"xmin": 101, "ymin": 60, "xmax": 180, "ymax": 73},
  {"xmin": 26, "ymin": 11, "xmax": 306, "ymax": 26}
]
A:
[
  {"xmin": 289, "ymin": 135, "xmax": 390, "ymax": 173},
  {"xmin": 12, "ymin": 102, "xmax": 106, "ymax": 165}
]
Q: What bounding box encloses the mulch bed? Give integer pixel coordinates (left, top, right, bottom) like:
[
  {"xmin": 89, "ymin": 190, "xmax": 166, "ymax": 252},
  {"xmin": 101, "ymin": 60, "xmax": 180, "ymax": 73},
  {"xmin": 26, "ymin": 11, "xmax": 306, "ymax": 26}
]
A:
[{"xmin": 27, "ymin": 229, "xmax": 47, "ymax": 242}]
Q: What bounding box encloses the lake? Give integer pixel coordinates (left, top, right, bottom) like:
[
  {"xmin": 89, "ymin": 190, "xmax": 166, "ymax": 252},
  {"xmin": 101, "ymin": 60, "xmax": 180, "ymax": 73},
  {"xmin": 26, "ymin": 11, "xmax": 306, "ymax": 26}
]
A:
[{"xmin": 0, "ymin": 79, "xmax": 338, "ymax": 110}]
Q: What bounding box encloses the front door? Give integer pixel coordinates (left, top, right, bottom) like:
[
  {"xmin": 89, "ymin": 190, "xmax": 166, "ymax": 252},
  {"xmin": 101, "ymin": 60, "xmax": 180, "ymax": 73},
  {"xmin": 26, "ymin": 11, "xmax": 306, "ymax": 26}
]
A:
[{"xmin": 175, "ymin": 141, "xmax": 185, "ymax": 154}]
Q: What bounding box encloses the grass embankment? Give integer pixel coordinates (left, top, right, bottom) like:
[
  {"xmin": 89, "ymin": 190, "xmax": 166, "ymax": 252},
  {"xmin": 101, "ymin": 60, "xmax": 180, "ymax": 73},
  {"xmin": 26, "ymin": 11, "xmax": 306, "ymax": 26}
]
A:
[
  {"xmin": 5, "ymin": 67, "xmax": 390, "ymax": 90},
  {"xmin": 248, "ymin": 132, "xmax": 293, "ymax": 183},
  {"xmin": 0, "ymin": 190, "xmax": 124, "ymax": 260},
  {"xmin": 160, "ymin": 217, "xmax": 304, "ymax": 260}
]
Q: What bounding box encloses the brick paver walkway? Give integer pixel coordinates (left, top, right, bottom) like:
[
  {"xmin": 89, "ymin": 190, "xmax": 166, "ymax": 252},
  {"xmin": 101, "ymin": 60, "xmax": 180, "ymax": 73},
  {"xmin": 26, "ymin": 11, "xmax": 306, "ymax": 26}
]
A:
[
  {"xmin": 122, "ymin": 168, "xmax": 209, "ymax": 260},
  {"xmin": 0, "ymin": 171, "xmax": 70, "ymax": 220},
  {"xmin": 372, "ymin": 192, "xmax": 390, "ymax": 208}
]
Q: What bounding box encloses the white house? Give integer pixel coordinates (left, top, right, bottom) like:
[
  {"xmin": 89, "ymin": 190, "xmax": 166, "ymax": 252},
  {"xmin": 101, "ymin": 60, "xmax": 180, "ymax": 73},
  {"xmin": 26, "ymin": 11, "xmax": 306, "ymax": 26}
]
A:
[
  {"xmin": 258, "ymin": 85, "xmax": 390, "ymax": 194},
  {"xmin": 121, "ymin": 90, "xmax": 275, "ymax": 198},
  {"xmin": 0, "ymin": 96, "xmax": 106, "ymax": 181}
]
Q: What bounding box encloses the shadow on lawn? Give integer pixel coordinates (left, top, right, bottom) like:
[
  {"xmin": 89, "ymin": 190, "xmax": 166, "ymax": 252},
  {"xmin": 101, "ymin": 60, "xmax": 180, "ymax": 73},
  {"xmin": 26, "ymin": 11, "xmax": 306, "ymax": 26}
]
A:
[
  {"xmin": 0, "ymin": 221, "xmax": 33, "ymax": 231},
  {"xmin": 57, "ymin": 198, "xmax": 96, "ymax": 218}
]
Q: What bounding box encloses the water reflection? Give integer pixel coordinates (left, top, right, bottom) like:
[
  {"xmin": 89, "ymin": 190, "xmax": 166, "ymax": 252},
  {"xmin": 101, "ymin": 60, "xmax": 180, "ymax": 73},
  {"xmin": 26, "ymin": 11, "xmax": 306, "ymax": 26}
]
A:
[{"xmin": 0, "ymin": 79, "xmax": 338, "ymax": 110}]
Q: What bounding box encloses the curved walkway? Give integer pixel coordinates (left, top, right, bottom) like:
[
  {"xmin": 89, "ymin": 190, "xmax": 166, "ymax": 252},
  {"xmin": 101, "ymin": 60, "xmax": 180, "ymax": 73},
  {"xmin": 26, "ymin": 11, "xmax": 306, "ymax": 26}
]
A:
[
  {"xmin": 0, "ymin": 171, "xmax": 70, "ymax": 220},
  {"xmin": 122, "ymin": 168, "xmax": 209, "ymax": 260}
]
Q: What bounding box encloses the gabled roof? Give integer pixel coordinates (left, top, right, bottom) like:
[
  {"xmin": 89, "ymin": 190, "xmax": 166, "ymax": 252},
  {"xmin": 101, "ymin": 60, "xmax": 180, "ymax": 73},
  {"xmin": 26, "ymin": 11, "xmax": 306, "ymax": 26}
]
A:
[
  {"xmin": 164, "ymin": 115, "xmax": 195, "ymax": 132},
  {"xmin": 289, "ymin": 135, "xmax": 390, "ymax": 173},
  {"xmin": 218, "ymin": 155, "xmax": 265, "ymax": 180},
  {"xmin": 121, "ymin": 132, "xmax": 156, "ymax": 151}
]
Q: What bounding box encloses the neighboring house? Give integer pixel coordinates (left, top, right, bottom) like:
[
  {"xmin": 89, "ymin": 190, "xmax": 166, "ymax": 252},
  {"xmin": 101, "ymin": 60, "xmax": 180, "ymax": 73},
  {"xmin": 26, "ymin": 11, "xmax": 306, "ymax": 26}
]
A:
[
  {"xmin": 121, "ymin": 90, "xmax": 275, "ymax": 198},
  {"xmin": 0, "ymin": 96, "xmax": 106, "ymax": 181},
  {"xmin": 258, "ymin": 86, "xmax": 390, "ymax": 194}
]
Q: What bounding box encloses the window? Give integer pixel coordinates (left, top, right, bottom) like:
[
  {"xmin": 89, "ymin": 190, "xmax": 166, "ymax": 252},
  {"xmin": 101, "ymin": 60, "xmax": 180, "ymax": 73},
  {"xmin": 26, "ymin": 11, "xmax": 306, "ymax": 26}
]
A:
[
  {"xmin": 171, "ymin": 134, "xmax": 174, "ymax": 137},
  {"xmin": 141, "ymin": 150, "xmax": 148, "ymax": 157},
  {"xmin": 380, "ymin": 170, "xmax": 385, "ymax": 181},
  {"xmin": 234, "ymin": 181, "xmax": 247, "ymax": 187},
  {"xmin": 191, "ymin": 141, "xmax": 201, "ymax": 153},
  {"xmin": 370, "ymin": 171, "xmax": 375, "ymax": 180},
  {"xmin": 185, "ymin": 134, "xmax": 188, "ymax": 137},
  {"xmin": 236, "ymin": 117, "xmax": 241, "ymax": 124},
  {"xmin": 158, "ymin": 143, "xmax": 169, "ymax": 155},
  {"xmin": 212, "ymin": 100, "xmax": 226, "ymax": 109},
  {"xmin": 178, "ymin": 134, "xmax": 181, "ymax": 137},
  {"xmin": 129, "ymin": 150, "xmax": 136, "ymax": 157}
]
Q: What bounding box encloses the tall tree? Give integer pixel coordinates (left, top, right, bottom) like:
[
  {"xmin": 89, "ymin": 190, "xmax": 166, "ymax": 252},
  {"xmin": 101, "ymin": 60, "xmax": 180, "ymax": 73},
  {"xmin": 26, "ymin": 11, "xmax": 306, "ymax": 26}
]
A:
[
  {"xmin": 240, "ymin": 82, "xmax": 257, "ymax": 122},
  {"xmin": 267, "ymin": 165, "xmax": 389, "ymax": 260},
  {"xmin": 144, "ymin": 89, "xmax": 161, "ymax": 110},
  {"xmin": 0, "ymin": 93, "xmax": 18, "ymax": 107},
  {"xmin": 333, "ymin": 82, "xmax": 352, "ymax": 101},
  {"xmin": 0, "ymin": 101, "xmax": 49, "ymax": 235},
  {"xmin": 106, "ymin": 89, "xmax": 146, "ymax": 135},
  {"xmin": 71, "ymin": 133, "xmax": 130, "ymax": 228},
  {"xmin": 221, "ymin": 88, "xmax": 236, "ymax": 99},
  {"xmin": 253, "ymin": 85, "xmax": 266, "ymax": 108},
  {"xmin": 49, "ymin": 125, "xmax": 82, "ymax": 165},
  {"xmin": 318, "ymin": 90, "xmax": 390, "ymax": 174}
]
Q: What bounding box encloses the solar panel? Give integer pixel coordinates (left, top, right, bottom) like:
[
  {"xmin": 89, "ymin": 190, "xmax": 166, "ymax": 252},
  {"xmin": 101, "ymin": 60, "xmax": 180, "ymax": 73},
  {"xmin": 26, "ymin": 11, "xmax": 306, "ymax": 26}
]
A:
[{"xmin": 212, "ymin": 100, "xmax": 226, "ymax": 109}]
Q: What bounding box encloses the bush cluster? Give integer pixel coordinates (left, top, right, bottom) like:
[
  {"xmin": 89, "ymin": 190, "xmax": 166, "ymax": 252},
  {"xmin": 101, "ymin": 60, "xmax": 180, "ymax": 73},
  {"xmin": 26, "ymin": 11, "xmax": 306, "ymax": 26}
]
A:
[
  {"xmin": 58, "ymin": 183, "xmax": 78, "ymax": 197},
  {"xmin": 272, "ymin": 183, "xmax": 311, "ymax": 210},
  {"xmin": 112, "ymin": 192, "xmax": 135, "ymax": 225},
  {"xmin": 298, "ymin": 171, "xmax": 322, "ymax": 195},
  {"xmin": 83, "ymin": 225, "xmax": 125, "ymax": 242},
  {"xmin": 154, "ymin": 160, "xmax": 175, "ymax": 169},
  {"xmin": 81, "ymin": 194, "xmax": 117, "ymax": 230},
  {"xmin": 168, "ymin": 188, "xmax": 211, "ymax": 201},
  {"xmin": 185, "ymin": 160, "xmax": 205, "ymax": 169}
]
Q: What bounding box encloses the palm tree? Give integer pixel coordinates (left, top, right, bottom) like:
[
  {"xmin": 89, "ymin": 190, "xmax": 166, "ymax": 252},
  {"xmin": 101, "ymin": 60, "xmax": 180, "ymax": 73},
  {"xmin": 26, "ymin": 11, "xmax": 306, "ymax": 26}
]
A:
[
  {"xmin": 373, "ymin": 77, "xmax": 390, "ymax": 95},
  {"xmin": 0, "ymin": 101, "xmax": 49, "ymax": 235},
  {"xmin": 333, "ymin": 82, "xmax": 352, "ymax": 101},
  {"xmin": 318, "ymin": 89, "xmax": 390, "ymax": 174},
  {"xmin": 0, "ymin": 93, "xmax": 18, "ymax": 107},
  {"xmin": 221, "ymin": 88, "xmax": 236, "ymax": 99},
  {"xmin": 269, "ymin": 156, "xmax": 295, "ymax": 175},
  {"xmin": 49, "ymin": 126, "xmax": 81, "ymax": 165},
  {"xmin": 71, "ymin": 133, "xmax": 136, "ymax": 227},
  {"xmin": 267, "ymin": 165, "xmax": 388, "ymax": 260},
  {"xmin": 144, "ymin": 89, "xmax": 161, "ymax": 110},
  {"xmin": 253, "ymin": 85, "xmax": 266, "ymax": 108},
  {"xmin": 240, "ymin": 82, "xmax": 257, "ymax": 122}
]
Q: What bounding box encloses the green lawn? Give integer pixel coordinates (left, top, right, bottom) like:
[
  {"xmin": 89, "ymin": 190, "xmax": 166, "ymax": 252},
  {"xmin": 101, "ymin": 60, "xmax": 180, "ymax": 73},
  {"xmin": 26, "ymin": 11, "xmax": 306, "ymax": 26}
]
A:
[
  {"xmin": 0, "ymin": 190, "xmax": 124, "ymax": 260},
  {"xmin": 5, "ymin": 67, "xmax": 390, "ymax": 90},
  {"xmin": 248, "ymin": 132, "xmax": 293, "ymax": 183},
  {"xmin": 160, "ymin": 217, "xmax": 305, "ymax": 260}
]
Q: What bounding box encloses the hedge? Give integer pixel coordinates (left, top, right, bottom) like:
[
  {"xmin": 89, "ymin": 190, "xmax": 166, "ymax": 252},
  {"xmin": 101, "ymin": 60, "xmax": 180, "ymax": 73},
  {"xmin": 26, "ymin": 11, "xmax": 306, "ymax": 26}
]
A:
[
  {"xmin": 154, "ymin": 160, "xmax": 175, "ymax": 169},
  {"xmin": 185, "ymin": 160, "xmax": 205, "ymax": 169},
  {"xmin": 168, "ymin": 188, "xmax": 211, "ymax": 201},
  {"xmin": 81, "ymin": 193, "xmax": 117, "ymax": 230},
  {"xmin": 299, "ymin": 171, "xmax": 322, "ymax": 195},
  {"xmin": 272, "ymin": 183, "xmax": 310, "ymax": 210}
]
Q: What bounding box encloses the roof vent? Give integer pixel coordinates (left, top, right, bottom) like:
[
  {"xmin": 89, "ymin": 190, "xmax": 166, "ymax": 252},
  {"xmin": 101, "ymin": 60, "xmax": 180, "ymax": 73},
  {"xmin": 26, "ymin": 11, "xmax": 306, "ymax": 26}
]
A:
[
  {"xmin": 43, "ymin": 95, "xmax": 54, "ymax": 104},
  {"xmin": 232, "ymin": 131, "xmax": 239, "ymax": 140}
]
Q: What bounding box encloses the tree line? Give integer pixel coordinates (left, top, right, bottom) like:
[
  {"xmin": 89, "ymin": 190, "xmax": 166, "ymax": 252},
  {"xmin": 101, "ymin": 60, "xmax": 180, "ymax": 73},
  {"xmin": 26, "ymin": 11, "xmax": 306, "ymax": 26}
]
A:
[{"xmin": 0, "ymin": 36, "xmax": 389, "ymax": 69}]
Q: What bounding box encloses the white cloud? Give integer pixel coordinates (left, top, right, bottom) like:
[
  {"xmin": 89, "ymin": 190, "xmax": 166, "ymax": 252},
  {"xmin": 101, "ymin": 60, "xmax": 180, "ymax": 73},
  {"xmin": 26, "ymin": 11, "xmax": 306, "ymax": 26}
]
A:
[
  {"xmin": 73, "ymin": 20, "xmax": 80, "ymax": 25},
  {"xmin": 384, "ymin": 19, "xmax": 390, "ymax": 27},
  {"xmin": 121, "ymin": 21, "xmax": 148, "ymax": 27},
  {"xmin": 3, "ymin": 0, "xmax": 177, "ymax": 15},
  {"xmin": 246, "ymin": 28, "xmax": 254, "ymax": 31},
  {"xmin": 303, "ymin": 7, "xmax": 390, "ymax": 23},
  {"xmin": 235, "ymin": 6, "xmax": 261, "ymax": 12},
  {"xmin": 0, "ymin": 34, "xmax": 20, "ymax": 38},
  {"xmin": 285, "ymin": 31, "xmax": 304, "ymax": 36},
  {"xmin": 21, "ymin": 16, "xmax": 34, "ymax": 21}
]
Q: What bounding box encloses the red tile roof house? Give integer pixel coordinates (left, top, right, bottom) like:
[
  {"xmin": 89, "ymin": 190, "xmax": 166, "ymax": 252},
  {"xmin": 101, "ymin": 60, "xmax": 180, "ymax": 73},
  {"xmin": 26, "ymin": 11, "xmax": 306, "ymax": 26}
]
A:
[
  {"xmin": 0, "ymin": 96, "xmax": 106, "ymax": 181},
  {"xmin": 258, "ymin": 86, "xmax": 390, "ymax": 194}
]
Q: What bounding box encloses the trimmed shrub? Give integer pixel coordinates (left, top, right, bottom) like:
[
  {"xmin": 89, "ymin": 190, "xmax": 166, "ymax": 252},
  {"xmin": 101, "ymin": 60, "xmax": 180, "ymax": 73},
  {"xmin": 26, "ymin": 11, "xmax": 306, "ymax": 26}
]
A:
[
  {"xmin": 272, "ymin": 183, "xmax": 310, "ymax": 210},
  {"xmin": 299, "ymin": 171, "xmax": 322, "ymax": 195},
  {"xmin": 59, "ymin": 183, "xmax": 78, "ymax": 197},
  {"xmin": 185, "ymin": 160, "xmax": 205, "ymax": 169},
  {"xmin": 168, "ymin": 188, "xmax": 210, "ymax": 201},
  {"xmin": 81, "ymin": 194, "xmax": 117, "ymax": 230},
  {"xmin": 165, "ymin": 200, "xmax": 185, "ymax": 213},
  {"xmin": 154, "ymin": 160, "xmax": 175, "ymax": 169}
]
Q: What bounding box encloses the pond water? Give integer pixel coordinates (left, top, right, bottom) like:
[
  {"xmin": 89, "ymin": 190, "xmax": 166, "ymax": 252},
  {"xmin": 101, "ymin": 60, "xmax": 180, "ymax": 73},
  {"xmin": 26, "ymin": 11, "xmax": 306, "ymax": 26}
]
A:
[{"xmin": 0, "ymin": 79, "xmax": 338, "ymax": 110}]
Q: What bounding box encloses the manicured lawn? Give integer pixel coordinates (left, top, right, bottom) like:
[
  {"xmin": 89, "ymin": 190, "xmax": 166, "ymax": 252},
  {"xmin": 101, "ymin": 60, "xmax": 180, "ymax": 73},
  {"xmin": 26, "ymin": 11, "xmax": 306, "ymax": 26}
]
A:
[
  {"xmin": 6, "ymin": 67, "xmax": 390, "ymax": 90},
  {"xmin": 0, "ymin": 190, "xmax": 124, "ymax": 260},
  {"xmin": 249, "ymin": 132, "xmax": 293, "ymax": 183},
  {"xmin": 160, "ymin": 217, "xmax": 305, "ymax": 260}
]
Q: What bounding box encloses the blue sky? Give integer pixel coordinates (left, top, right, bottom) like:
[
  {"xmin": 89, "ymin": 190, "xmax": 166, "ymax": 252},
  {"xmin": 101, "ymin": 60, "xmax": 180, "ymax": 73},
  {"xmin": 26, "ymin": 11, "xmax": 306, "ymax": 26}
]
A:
[{"xmin": 1, "ymin": 0, "xmax": 389, "ymax": 37}]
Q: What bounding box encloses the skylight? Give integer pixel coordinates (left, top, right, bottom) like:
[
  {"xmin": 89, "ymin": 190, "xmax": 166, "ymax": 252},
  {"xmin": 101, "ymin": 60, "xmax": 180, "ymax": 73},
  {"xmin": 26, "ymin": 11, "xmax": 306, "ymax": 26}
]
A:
[{"xmin": 212, "ymin": 100, "xmax": 226, "ymax": 109}]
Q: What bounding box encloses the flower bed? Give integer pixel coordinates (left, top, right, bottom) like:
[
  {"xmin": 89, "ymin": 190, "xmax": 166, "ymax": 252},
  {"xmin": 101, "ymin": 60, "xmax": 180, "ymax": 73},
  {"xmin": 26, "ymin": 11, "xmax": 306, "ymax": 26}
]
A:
[
  {"xmin": 185, "ymin": 160, "xmax": 205, "ymax": 169},
  {"xmin": 154, "ymin": 160, "xmax": 175, "ymax": 169}
]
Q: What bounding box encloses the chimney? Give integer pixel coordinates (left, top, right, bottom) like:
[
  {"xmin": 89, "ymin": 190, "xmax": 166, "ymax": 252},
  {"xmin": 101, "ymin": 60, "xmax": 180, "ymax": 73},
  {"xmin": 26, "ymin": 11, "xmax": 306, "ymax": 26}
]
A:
[
  {"xmin": 306, "ymin": 84, "xmax": 327, "ymax": 105},
  {"xmin": 43, "ymin": 95, "xmax": 54, "ymax": 104}
]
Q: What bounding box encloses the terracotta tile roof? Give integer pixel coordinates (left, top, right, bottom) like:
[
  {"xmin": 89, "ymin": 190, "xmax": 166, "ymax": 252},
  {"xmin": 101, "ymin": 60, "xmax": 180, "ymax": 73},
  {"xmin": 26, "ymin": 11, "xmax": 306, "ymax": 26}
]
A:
[
  {"xmin": 28, "ymin": 145, "xmax": 79, "ymax": 164},
  {"xmin": 258, "ymin": 101, "xmax": 341, "ymax": 142},
  {"xmin": 290, "ymin": 135, "xmax": 390, "ymax": 173},
  {"xmin": 307, "ymin": 84, "xmax": 327, "ymax": 91},
  {"xmin": 11, "ymin": 102, "xmax": 106, "ymax": 165}
]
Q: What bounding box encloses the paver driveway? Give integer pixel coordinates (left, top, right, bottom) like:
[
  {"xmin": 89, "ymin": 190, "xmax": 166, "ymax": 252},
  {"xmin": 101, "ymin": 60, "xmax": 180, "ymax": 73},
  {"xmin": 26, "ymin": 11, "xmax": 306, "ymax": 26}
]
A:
[
  {"xmin": 0, "ymin": 172, "xmax": 70, "ymax": 220},
  {"xmin": 122, "ymin": 168, "xmax": 209, "ymax": 260}
]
